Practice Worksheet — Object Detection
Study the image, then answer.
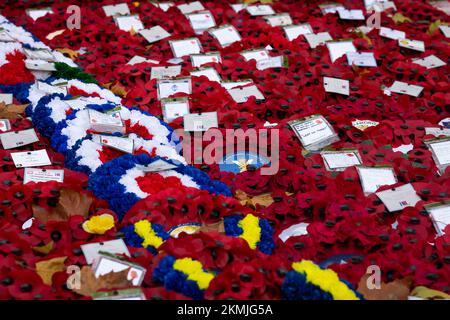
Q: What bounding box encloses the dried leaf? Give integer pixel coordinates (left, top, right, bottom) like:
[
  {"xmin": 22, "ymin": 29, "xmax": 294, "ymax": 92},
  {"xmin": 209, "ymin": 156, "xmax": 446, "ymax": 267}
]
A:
[
  {"xmin": 110, "ymin": 83, "xmax": 128, "ymax": 97},
  {"xmin": 199, "ymin": 221, "xmax": 225, "ymax": 234},
  {"xmin": 392, "ymin": 13, "xmax": 412, "ymax": 24},
  {"xmin": 410, "ymin": 286, "xmax": 450, "ymax": 300},
  {"xmin": 36, "ymin": 256, "xmax": 67, "ymax": 285},
  {"xmin": 55, "ymin": 47, "xmax": 78, "ymax": 60},
  {"xmin": 357, "ymin": 275, "xmax": 412, "ymax": 300},
  {"xmin": 235, "ymin": 190, "xmax": 275, "ymax": 208},
  {"xmin": 73, "ymin": 266, "xmax": 133, "ymax": 297},
  {"xmin": 0, "ymin": 102, "xmax": 29, "ymax": 119},
  {"xmin": 32, "ymin": 241, "xmax": 54, "ymax": 255},
  {"xmin": 428, "ymin": 20, "xmax": 448, "ymax": 35}
]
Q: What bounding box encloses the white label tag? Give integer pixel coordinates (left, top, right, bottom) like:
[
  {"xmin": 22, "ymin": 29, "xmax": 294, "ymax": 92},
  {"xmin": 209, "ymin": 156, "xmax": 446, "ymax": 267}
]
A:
[
  {"xmin": 24, "ymin": 48, "xmax": 54, "ymax": 62},
  {"xmin": 154, "ymin": 2, "xmax": 174, "ymax": 12},
  {"xmin": 0, "ymin": 29, "xmax": 15, "ymax": 42},
  {"xmin": 304, "ymin": 32, "xmax": 333, "ymax": 49},
  {"xmin": 114, "ymin": 15, "xmax": 144, "ymax": 32},
  {"xmin": 23, "ymin": 168, "xmax": 64, "ymax": 184},
  {"xmin": 388, "ymin": 81, "xmax": 423, "ymax": 97},
  {"xmin": 321, "ymin": 151, "xmax": 362, "ymax": 170},
  {"xmin": 190, "ymin": 68, "xmax": 221, "ymax": 82},
  {"xmin": 220, "ymin": 80, "xmax": 253, "ymax": 90},
  {"xmin": 11, "ymin": 149, "xmax": 52, "ymax": 168},
  {"xmin": 0, "ymin": 94, "xmax": 13, "ymax": 105},
  {"xmin": 427, "ymin": 204, "xmax": 450, "ymax": 236},
  {"xmin": 398, "ymin": 38, "xmax": 425, "ymax": 52},
  {"xmin": 139, "ymin": 26, "xmax": 171, "ymax": 44},
  {"xmin": 187, "ymin": 11, "xmax": 216, "ymax": 34},
  {"xmin": 183, "ymin": 112, "xmax": 218, "ymax": 132},
  {"xmin": 169, "ymin": 38, "xmax": 202, "ymax": 58},
  {"xmin": 241, "ymin": 49, "xmax": 270, "ymax": 62},
  {"xmin": 94, "ymin": 255, "xmax": 146, "ymax": 286},
  {"xmin": 151, "ymin": 66, "xmax": 182, "ymax": 80},
  {"xmin": 157, "ymin": 78, "xmax": 192, "ymax": 100},
  {"xmin": 429, "ymin": 140, "xmax": 450, "ymax": 166},
  {"xmin": 265, "ymin": 13, "xmax": 293, "ymax": 27},
  {"xmin": 88, "ymin": 109, "xmax": 124, "ymax": 134},
  {"xmin": 319, "ymin": 3, "xmax": 345, "ymax": 14},
  {"xmin": 323, "ymin": 77, "xmax": 350, "ymax": 95},
  {"xmin": 0, "ymin": 119, "xmax": 11, "ymax": 133},
  {"xmin": 279, "ymin": 223, "xmax": 309, "ymax": 242},
  {"xmin": 81, "ymin": 239, "xmax": 130, "ymax": 265},
  {"xmin": 379, "ymin": 27, "xmax": 405, "ymax": 40},
  {"xmin": 412, "ymin": 55, "xmax": 446, "ymax": 69},
  {"xmin": 393, "ymin": 144, "xmax": 414, "ymax": 154},
  {"xmin": 357, "ymin": 167, "xmax": 397, "ymax": 194},
  {"xmin": 99, "ymin": 135, "xmax": 134, "ymax": 154},
  {"xmin": 190, "ymin": 53, "xmax": 221, "ymax": 67},
  {"xmin": 103, "ymin": 3, "xmax": 130, "ymax": 17},
  {"xmin": 25, "ymin": 60, "xmax": 56, "ymax": 72},
  {"xmin": 376, "ymin": 183, "xmax": 421, "ymax": 212},
  {"xmin": 228, "ymin": 85, "xmax": 265, "ymax": 103},
  {"xmin": 209, "ymin": 25, "xmax": 242, "ymax": 47},
  {"xmin": 352, "ymin": 119, "xmax": 379, "ymax": 131},
  {"xmin": 177, "ymin": 1, "xmax": 205, "ymax": 14},
  {"xmin": 256, "ymin": 56, "xmax": 286, "ymax": 70},
  {"xmin": 231, "ymin": 4, "xmax": 247, "ymax": 13},
  {"xmin": 37, "ymin": 81, "xmax": 67, "ymax": 95},
  {"xmin": 284, "ymin": 24, "xmax": 313, "ymax": 41},
  {"xmin": 0, "ymin": 128, "xmax": 39, "ymax": 150},
  {"xmin": 127, "ymin": 56, "xmax": 159, "ymax": 65},
  {"xmin": 289, "ymin": 116, "xmax": 336, "ymax": 148},
  {"xmin": 246, "ymin": 5, "xmax": 275, "ymax": 16},
  {"xmin": 162, "ymin": 98, "xmax": 190, "ymax": 122},
  {"xmin": 326, "ymin": 41, "xmax": 357, "ymax": 63},
  {"xmin": 439, "ymin": 25, "xmax": 450, "ymax": 38},
  {"xmin": 138, "ymin": 159, "xmax": 178, "ymax": 172},
  {"xmin": 26, "ymin": 8, "xmax": 53, "ymax": 21},
  {"xmin": 425, "ymin": 127, "xmax": 450, "ymax": 137},
  {"xmin": 346, "ymin": 52, "xmax": 377, "ymax": 67},
  {"xmin": 337, "ymin": 8, "xmax": 365, "ymax": 20}
]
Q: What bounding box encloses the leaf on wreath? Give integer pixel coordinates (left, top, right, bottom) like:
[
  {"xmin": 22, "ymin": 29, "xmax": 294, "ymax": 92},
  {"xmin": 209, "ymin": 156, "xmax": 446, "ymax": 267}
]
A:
[
  {"xmin": 0, "ymin": 102, "xmax": 29, "ymax": 119},
  {"xmin": 357, "ymin": 274, "xmax": 412, "ymax": 300},
  {"xmin": 73, "ymin": 266, "xmax": 133, "ymax": 297},
  {"xmin": 36, "ymin": 256, "xmax": 67, "ymax": 285}
]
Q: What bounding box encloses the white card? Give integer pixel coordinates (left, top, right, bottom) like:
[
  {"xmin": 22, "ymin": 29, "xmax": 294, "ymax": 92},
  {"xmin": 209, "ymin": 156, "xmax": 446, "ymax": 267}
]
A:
[
  {"xmin": 393, "ymin": 144, "xmax": 414, "ymax": 154},
  {"xmin": 321, "ymin": 151, "xmax": 362, "ymax": 170},
  {"xmin": 398, "ymin": 38, "xmax": 425, "ymax": 52},
  {"xmin": 0, "ymin": 119, "xmax": 11, "ymax": 132},
  {"xmin": 190, "ymin": 67, "xmax": 221, "ymax": 82},
  {"xmin": 114, "ymin": 15, "xmax": 144, "ymax": 32},
  {"xmin": 0, "ymin": 128, "xmax": 39, "ymax": 150},
  {"xmin": 439, "ymin": 25, "xmax": 450, "ymax": 38},
  {"xmin": 23, "ymin": 168, "xmax": 64, "ymax": 184},
  {"xmin": 357, "ymin": 167, "xmax": 397, "ymax": 194},
  {"xmin": 284, "ymin": 24, "xmax": 313, "ymax": 41},
  {"xmin": 154, "ymin": 2, "xmax": 174, "ymax": 12},
  {"xmin": 376, "ymin": 184, "xmax": 421, "ymax": 212},
  {"xmin": 138, "ymin": 159, "xmax": 178, "ymax": 172},
  {"xmin": 187, "ymin": 11, "xmax": 216, "ymax": 34},
  {"xmin": 265, "ymin": 13, "xmax": 293, "ymax": 27},
  {"xmin": 24, "ymin": 48, "xmax": 54, "ymax": 62},
  {"xmin": 289, "ymin": 116, "xmax": 337, "ymax": 148},
  {"xmin": 99, "ymin": 135, "xmax": 134, "ymax": 154},
  {"xmin": 139, "ymin": 26, "xmax": 171, "ymax": 43},
  {"xmin": 25, "ymin": 60, "xmax": 56, "ymax": 72},
  {"xmin": 379, "ymin": 27, "xmax": 405, "ymax": 40},
  {"xmin": 323, "ymin": 77, "xmax": 350, "ymax": 95},
  {"xmin": 429, "ymin": 139, "xmax": 450, "ymax": 166},
  {"xmin": 388, "ymin": 81, "xmax": 423, "ymax": 97},
  {"xmin": 326, "ymin": 41, "xmax": 357, "ymax": 63},
  {"xmin": 256, "ymin": 56, "xmax": 286, "ymax": 70},
  {"xmin": 241, "ymin": 49, "xmax": 270, "ymax": 62},
  {"xmin": 81, "ymin": 239, "xmax": 130, "ymax": 265},
  {"xmin": 26, "ymin": 8, "xmax": 53, "ymax": 21},
  {"xmin": 177, "ymin": 1, "xmax": 205, "ymax": 14},
  {"xmin": 0, "ymin": 94, "xmax": 13, "ymax": 105},
  {"xmin": 425, "ymin": 127, "xmax": 450, "ymax": 137},
  {"xmin": 220, "ymin": 80, "xmax": 253, "ymax": 90},
  {"xmin": 346, "ymin": 52, "xmax": 377, "ymax": 67},
  {"xmin": 304, "ymin": 32, "xmax": 333, "ymax": 49},
  {"xmin": 231, "ymin": 4, "xmax": 247, "ymax": 13},
  {"xmin": 246, "ymin": 5, "xmax": 275, "ymax": 16},
  {"xmin": 0, "ymin": 29, "xmax": 15, "ymax": 42},
  {"xmin": 11, "ymin": 149, "xmax": 52, "ymax": 168},
  {"xmin": 37, "ymin": 81, "xmax": 67, "ymax": 95},
  {"xmin": 227, "ymin": 85, "xmax": 265, "ymax": 103},
  {"xmin": 162, "ymin": 98, "xmax": 190, "ymax": 122},
  {"xmin": 157, "ymin": 78, "xmax": 192, "ymax": 100},
  {"xmin": 412, "ymin": 55, "xmax": 446, "ymax": 69},
  {"xmin": 427, "ymin": 204, "xmax": 450, "ymax": 236},
  {"xmin": 169, "ymin": 38, "xmax": 202, "ymax": 58},
  {"xmin": 151, "ymin": 66, "xmax": 182, "ymax": 80},
  {"xmin": 88, "ymin": 109, "xmax": 124, "ymax": 134},
  {"xmin": 127, "ymin": 56, "xmax": 159, "ymax": 65},
  {"xmin": 183, "ymin": 112, "xmax": 218, "ymax": 132},
  {"xmin": 337, "ymin": 8, "xmax": 365, "ymax": 20},
  {"xmin": 93, "ymin": 255, "xmax": 146, "ymax": 286},
  {"xmin": 103, "ymin": 3, "xmax": 130, "ymax": 17},
  {"xmin": 319, "ymin": 3, "xmax": 345, "ymax": 14},
  {"xmin": 190, "ymin": 53, "xmax": 221, "ymax": 67},
  {"xmin": 352, "ymin": 119, "xmax": 379, "ymax": 131},
  {"xmin": 279, "ymin": 223, "xmax": 309, "ymax": 242},
  {"xmin": 209, "ymin": 25, "xmax": 241, "ymax": 47}
]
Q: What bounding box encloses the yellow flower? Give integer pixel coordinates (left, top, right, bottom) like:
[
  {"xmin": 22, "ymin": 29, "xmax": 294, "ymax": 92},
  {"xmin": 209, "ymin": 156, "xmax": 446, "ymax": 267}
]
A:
[
  {"xmin": 238, "ymin": 214, "xmax": 261, "ymax": 249},
  {"xmin": 173, "ymin": 258, "xmax": 214, "ymax": 290},
  {"xmin": 82, "ymin": 214, "xmax": 115, "ymax": 234},
  {"xmin": 134, "ymin": 220, "xmax": 164, "ymax": 249}
]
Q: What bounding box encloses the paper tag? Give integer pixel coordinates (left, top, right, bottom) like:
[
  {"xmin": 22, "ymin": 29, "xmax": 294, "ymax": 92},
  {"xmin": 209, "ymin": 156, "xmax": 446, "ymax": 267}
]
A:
[
  {"xmin": 429, "ymin": 139, "xmax": 450, "ymax": 166},
  {"xmin": 230, "ymin": 4, "xmax": 246, "ymax": 13},
  {"xmin": 304, "ymin": 32, "xmax": 333, "ymax": 49},
  {"xmin": 398, "ymin": 38, "xmax": 425, "ymax": 52},
  {"xmin": 289, "ymin": 116, "xmax": 337, "ymax": 149},
  {"xmin": 337, "ymin": 8, "xmax": 365, "ymax": 20},
  {"xmin": 209, "ymin": 25, "xmax": 241, "ymax": 47},
  {"xmin": 114, "ymin": 15, "xmax": 144, "ymax": 32},
  {"xmin": 162, "ymin": 98, "xmax": 190, "ymax": 122},
  {"xmin": 127, "ymin": 56, "xmax": 159, "ymax": 65},
  {"xmin": 88, "ymin": 109, "xmax": 124, "ymax": 134},
  {"xmin": 321, "ymin": 151, "xmax": 362, "ymax": 171},
  {"xmin": 93, "ymin": 255, "xmax": 146, "ymax": 286},
  {"xmin": 439, "ymin": 25, "xmax": 450, "ymax": 38},
  {"xmin": 284, "ymin": 24, "xmax": 313, "ymax": 41},
  {"xmin": 11, "ymin": 149, "xmax": 52, "ymax": 168},
  {"xmin": 157, "ymin": 78, "xmax": 192, "ymax": 100},
  {"xmin": 227, "ymin": 85, "xmax": 265, "ymax": 103},
  {"xmin": 25, "ymin": 60, "xmax": 56, "ymax": 72},
  {"xmin": 137, "ymin": 159, "xmax": 178, "ymax": 172},
  {"xmin": 0, "ymin": 29, "xmax": 15, "ymax": 42},
  {"xmin": 393, "ymin": 144, "xmax": 414, "ymax": 154},
  {"xmin": 154, "ymin": 2, "xmax": 175, "ymax": 12},
  {"xmin": 183, "ymin": 112, "xmax": 218, "ymax": 132},
  {"xmin": 187, "ymin": 11, "xmax": 216, "ymax": 34},
  {"xmin": 323, "ymin": 77, "xmax": 350, "ymax": 95},
  {"xmin": 151, "ymin": 66, "xmax": 182, "ymax": 80},
  {"xmin": 326, "ymin": 40, "xmax": 357, "ymax": 63},
  {"xmin": 357, "ymin": 167, "xmax": 397, "ymax": 194},
  {"xmin": 139, "ymin": 26, "xmax": 171, "ymax": 44},
  {"xmin": 81, "ymin": 239, "xmax": 130, "ymax": 265},
  {"xmin": 24, "ymin": 48, "xmax": 54, "ymax": 62},
  {"xmin": 426, "ymin": 204, "xmax": 450, "ymax": 236},
  {"xmin": 169, "ymin": 38, "xmax": 202, "ymax": 58},
  {"xmin": 23, "ymin": 168, "xmax": 64, "ymax": 184},
  {"xmin": 103, "ymin": 3, "xmax": 130, "ymax": 17},
  {"xmin": 93, "ymin": 288, "xmax": 146, "ymax": 300},
  {"xmin": 376, "ymin": 183, "xmax": 421, "ymax": 212},
  {"xmin": 346, "ymin": 52, "xmax": 377, "ymax": 67},
  {"xmin": 246, "ymin": 5, "xmax": 275, "ymax": 16},
  {"xmin": 221, "ymin": 80, "xmax": 253, "ymax": 90},
  {"xmin": 37, "ymin": 81, "xmax": 67, "ymax": 95},
  {"xmin": 379, "ymin": 27, "xmax": 405, "ymax": 40},
  {"xmin": 319, "ymin": 3, "xmax": 345, "ymax": 14},
  {"xmin": 412, "ymin": 55, "xmax": 446, "ymax": 69},
  {"xmin": 352, "ymin": 119, "xmax": 379, "ymax": 131},
  {"xmin": 388, "ymin": 81, "xmax": 423, "ymax": 97},
  {"xmin": 177, "ymin": 1, "xmax": 205, "ymax": 14},
  {"xmin": 0, "ymin": 94, "xmax": 13, "ymax": 105},
  {"xmin": 26, "ymin": 8, "xmax": 53, "ymax": 21},
  {"xmin": 265, "ymin": 13, "xmax": 293, "ymax": 27},
  {"xmin": 0, "ymin": 128, "xmax": 39, "ymax": 150},
  {"xmin": 0, "ymin": 119, "xmax": 11, "ymax": 133},
  {"xmin": 241, "ymin": 49, "xmax": 270, "ymax": 62},
  {"xmin": 425, "ymin": 127, "xmax": 450, "ymax": 137},
  {"xmin": 256, "ymin": 56, "xmax": 286, "ymax": 70},
  {"xmin": 190, "ymin": 53, "xmax": 221, "ymax": 67},
  {"xmin": 279, "ymin": 223, "xmax": 309, "ymax": 242},
  {"xmin": 99, "ymin": 135, "xmax": 134, "ymax": 154},
  {"xmin": 190, "ymin": 67, "xmax": 221, "ymax": 82}
]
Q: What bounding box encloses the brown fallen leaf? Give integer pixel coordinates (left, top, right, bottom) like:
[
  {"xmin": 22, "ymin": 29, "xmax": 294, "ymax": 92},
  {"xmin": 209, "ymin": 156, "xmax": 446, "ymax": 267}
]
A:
[
  {"xmin": 109, "ymin": 83, "xmax": 129, "ymax": 97},
  {"xmin": 36, "ymin": 256, "xmax": 67, "ymax": 285},
  {"xmin": 32, "ymin": 241, "xmax": 54, "ymax": 255},
  {"xmin": 0, "ymin": 102, "xmax": 29, "ymax": 119},
  {"xmin": 73, "ymin": 266, "xmax": 133, "ymax": 297},
  {"xmin": 55, "ymin": 48, "xmax": 79, "ymax": 60},
  {"xmin": 199, "ymin": 220, "xmax": 225, "ymax": 234},
  {"xmin": 357, "ymin": 274, "xmax": 412, "ymax": 300},
  {"xmin": 235, "ymin": 190, "xmax": 274, "ymax": 208},
  {"xmin": 33, "ymin": 188, "xmax": 93, "ymax": 223}
]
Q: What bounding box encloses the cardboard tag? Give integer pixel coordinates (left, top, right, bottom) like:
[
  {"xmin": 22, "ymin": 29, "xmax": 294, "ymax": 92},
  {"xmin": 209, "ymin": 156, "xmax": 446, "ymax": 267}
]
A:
[
  {"xmin": 187, "ymin": 10, "xmax": 216, "ymax": 34},
  {"xmin": 11, "ymin": 149, "xmax": 52, "ymax": 168},
  {"xmin": 425, "ymin": 127, "xmax": 450, "ymax": 137},
  {"xmin": 388, "ymin": 81, "xmax": 423, "ymax": 97},
  {"xmin": 288, "ymin": 116, "xmax": 338, "ymax": 150},
  {"xmin": 190, "ymin": 67, "xmax": 221, "ymax": 82},
  {"xmin": 151, "ymin": 65, "xmax": 182, "ymax": 80},
  {"xmin": 426, "ymin": 204, "xmax": 450, "ymax": 236},
  {"xmin": 231, "ymin": 4, "xmax": 247, "ymax": 13},
  {"xmin": 246, "ymin": 5, "xmax": 275, "ymax": 16},
  {"xmin": 23, "ymin": 168, "xmax": 64, "ymax": 184},
  {"xmin": 265, "ymin": 13, "xmax": 293, "ymax": 27},
  {"xmin": 352, "ymin": 119, "xmax": 379, "ymax": 131},
  {"xmin": 227, "ymin": 85, "xmax": 265, "ymax": 103},
  {"xmin": 93, "ymin": 288, "xmax": 146, "ymax": 300},
  {"xmin": 169, "ymin": 38, "xmax": 202, "ymax": 58},
  {"xmin": 139, "ymin": 26, "xmax": 171, "ymax": 44},
  {"xmin": 161, "ymin": 97, "xmax": 190, "ymax": 122},
  {"xmin": 177, "ymin": 1, "xmax": 205, "ymax": 14},
  {"xmin": 25, "ymin": 60, "xmax": 56, "ymax": 72},
  {"xmin": 209, "ymin": 25, "xmax": 241, "ymax": 47},
  {"xmin": 241, "ymin": 49, "xmax": 270, "ymax": 62},
  {"xmin": 284, "ymin": 24, "xmax": 313, "ymax": 41},
  {"xmin": 0, "ymin": 94, "xmax": 13, "ymax": 105},
  {"xmin": 221, "ymin": 80, "xmax": 253, "ymax": 90},
  {"xmin": 319, "ymin": 3, "xmax": 345, "ymax": 14},
  {"xmin": 93, "ymin": 254, "xmax": 146, "ymax": 286},
  {"xmin": 183, "ymin": 112, "xmax": 218, "ymax": 132},
  {"xmin": 103, "ymin": 3, "xmax": 130, "ymax": 17},
  {"xmin": 256, "ymin": 56, "xmax": 287, "ymax": 70},
  {"xmin": 0, "ymin": 29, "xmax": 15, "ymax": 42},
  {"xmin": 0, "ymin": 119, "xmax": 11, "ymax": 132},
  {"xmin": 376, "ymin": 183, "xmax": 421, "ymax": 212},
  {"xmin": 36, "ymin": 81, "xmax": 67, "ymax": 95},
  {"xmin": 346, "ymin": 52, "xmax": 377, "ymax": 67},
  {"xmin": 412, "ymin": 55, "xmax": 446, "ymax": 69},
  {"xmin": 98, "ymin": 135, "xmax": 134, "ymax": 154},
  {"xmin": 26, "ymin": 8, "xmax": 53, "ymax": 21},
  {"xmin": 88, "ymin": 109, "xmax": 125, "ymax": 134},
  {"xmin": 393, "ymin": 144, "xmax": 414, "ymax": 154},
  {"xmin": 379, "ymin": 27, "xmax": 405, "ymax": 40},
  {"xmin": 0, "ymin": 128, "xmax": 39, "ymax": 149},
  {"xmin": 81, "ymin": 239, "xmax": 130, "ymax": 265},
  {"xmin": 153, "ymin": 2, "xmax": 174, "ymax": 12},
  {"xmin": 157, "ymin": 78, "xmax": 192, "ymax": 100},
  {"xmin": 138, "ymin": 159, "xmax": 178, "ymax": 173},
  {"xmin": 304, "ymin": 32, "xmax": 333, "ymax": 49},
  {"xmin": 439, "ymin": 25, "xmax": 450, "ymax": 38},
  {"xmin": 398, "ymin": 38, "xmax": 425, "ymax": 52},
  {"xmin": 24, "ymin": 48, "xmax": 54, "ymax": 62},
  {"xmin": 321, "ymin": 150, "xmax": 362, "ymax": 171},
  {"xmin": 357, "ymin": 166, "xmax": 397, "ymax": 194},
  {"xmin": 323, "ymin": 77, "xmax": 350, "ymax": 95},
  {"xmin": 279, "ymin": 223, "xmax": 309, "ymax": 242},
  {"xmin": 337, "ymin": 8, "xmax": 365, "ymax": 20},
  {"xmin": 114, "ymin": 15, "xmax": 144, "ymax": 32},
  {"xmin": 190, "ymin": 53, "xmax": 221, "ymax": 67},
  {"xmin": 127, "ymin": 56, "xmax": 159, "ymax": 65},
  {"xmin": 326, "ymin": 40, "xmax": 357, "ymax": 63},
  {"xmin": 428, "ymin": 139, "xmax": 450, "ymax": 167}
]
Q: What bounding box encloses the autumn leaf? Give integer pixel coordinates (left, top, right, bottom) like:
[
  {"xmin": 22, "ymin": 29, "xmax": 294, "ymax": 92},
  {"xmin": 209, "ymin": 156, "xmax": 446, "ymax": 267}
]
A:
[
  {"xmin": 109, "ymin": 83, "xmax": 129, "ymax": 97},
  {"xmin": 36, "ymin": 256, "xmax": 67, "ymax": 285},
  {"xmin": 357, "ymin": 275, "xmax": 412, "ymax": 300},
  {"xmin": 0, "ymin": 102, "xmax": 29, "ymax": 119},
  {"xmin": 392, "ymin": 13, "xmax": 412, "ymax": 24},
  {"xmin": 32, "ymin": 241, "xmax": 54, "ymax": 255},
  {"xmin": 73, "ymin": 266, "xmax": 133, "ymax": 297},
  {"xmin": 235, "ymin": 190, "xmax": 274, "ymax": 208},
  {"xmin": 410, "ymin": 286, "xmax": 450, "ymax": 300},
  {"xmin": 199, "ymin": 220, "xmax": 225, "ymax": 234},
  {"xmin": 55, "ymin": 47, "xmax": 79, "ymax": 60},
  {"xmin": 428, "ymin": 20, "xmax": 448, "ymax": 35}
]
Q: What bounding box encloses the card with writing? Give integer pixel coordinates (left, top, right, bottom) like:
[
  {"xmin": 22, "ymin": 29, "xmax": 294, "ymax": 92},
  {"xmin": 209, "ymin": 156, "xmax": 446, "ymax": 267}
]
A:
[
  {"xmin": 137, "ymin": 159, "xmax": 178, "ymax": 172},
  {"xmin": 151, "ymin": 65, "xmax": 182, "ymax": 80},
  {"xmin": 98, "ymin": 135, "xmax": 134, "ymax": 154},
  {"xmin": 0, "ymin": 128, "xmax": 39, "ymax": 150},
  {"xmin": 346, "ymin": 52, "xmax": 377, "ymax": 67},
  {"xmin": 256, "ymin": 56, "xmax": 287, "ymax": 70},
  {"xmin": 304, "ymin": 32, "xmax": 333, "ymax": 49},
  {"xmin": 379, "ymin": 27, "xmax": 405, "ymax": 40},
  {"xmin": 326, "ymin": 40, "xmax": 357, "ymax": 63},
  {"xmin": 0, "ymin": 119, "xmax": 11, "ymax": 133},
  {"xmin": 26, "ymin": 8, "xmax": 53, "ymax": 21},
  {"xmin": 323, "ymin": 77, "xmax": 350, "ymax": 95},
  {"xmin": 24, "ymin": 48, "xmax": 54, "ymax": 62},
  {"xmin": 88, "ymin": 109, "xmax": 125, "ymax": 134},
  {"xmin": 151, "ymin": 2, "xmax": 174, "ymax": 12},
  {"xmin": 0, "ymin": 94, "xmax": 13, "ymax": 105},
  {"xmin": 425, "ymin": 203, "xmax": 450, "ymax": 236},
  {"xmin": 161, "ymin": 97, "xmax": 190, "ymax": 122},
  {"xmin": 209, "ymin": 25, "xmax": 241, "ymax": 47},
  {"xmin": 114, "ymin": 15, "xmax": 144, "ymax": 32},
  {"xmin": 36, "ymin": 81, "xmax": 67, "ymax": 95},
  {"xmin": 127, "ymin": 56, "xmax": 159, "ymax": 65},
  {"xmin": 246, "ymin": 5, "xmax": 275, "ymax": 16},
  {"xmin": 81, "ymin": 239, "xmax": 130, "ymax": 265},
  {"xmin": 11, "ymin": 149, "xmax": 52, "ymax": 168},
  {"xmin": 376, "ymin": 183, "xmax": 421, "ymax": 212},
  {"xmin": 190, "ymin": 53, "xmax": 221, "ymax": 67},
  {"xmin": 288, "ymin": 115, "xmax": 339, "ymax": 151},
  {"xmin": 93, "ymin": 288, "xmax": 146, "ymax": 301},
  {"xmin": 388, "ymin": 81, "xmax": 423, "ymax": 97},
  {"xmin": 284, "ymin": 24, "xmax": 313, "ymax": 41},
  {"xmin": 230, "ymin": 4, "xmax": 247, "ymax": 13},
  {"xmin": 265, "ymin": 13, "xmax": 293, "ymax": 27},
  {"xmin": 190, "ymin": 67, "xmax": 221, "ymax": 82},
  {"xmin": 220, "ymin": 80, "xmax": 253, "ymax": 90},
  {"xmin": 321, "ymin": 150, "xmax": 362, "ymax": 171},
  {"xmin": 241, "ymin": 48, "xmax": 270, "ymax": 62},
  {"xmin": 227, "ymin": 85, "xmax": 265, "ymax": 103},
  {"xmin": 357, "ymin": 166, "xmax": 397, "ymax": 195},
  {"xmin": 177, "ymin": 1, "xmax": 205, "ymax": 14},
  {"xmin": 25, "ymin": 60, "xmax": 56, "ymax": 72},
  {"xmin": 187, "ymin": 10, "xmax": 216, "ymax": 34},
  {"xmin": 427, "ymin": 139, "xmax": 450, "ymax": 174},
  {"xmin": 319, "ymin": 3, "xmax": 345, "ymax": 14},
  {"xmin": 93, "ymin": 254, "xmax": 146, "ymax": 286},
  {"xmin": 169, "ymin": 38, "xmax": 202, "ymax": 58},
  {"xmin": 183, "ymin": 112, "xmax": 218, "ymax": 132},
  {"xmin": 157, "ymin": 78, "xmax": 192, "ymax": 100},
  {"xmin": 337, "ymin": 8, "xmax": 365, "ymax": 20},
  {"xmin": 103, "ymin": 3, "xmax": 130, "ymax": 17},
  {"xmin": 139, "ymin": 26, "xmax": 171, "ymax": 44},
  {"xmin": 398, "ymin": 38, "xmax": 425, "ymax": 52},
  {"xmin": 23, "ymin": 168, "xmax": 64, "ymax": 184},
  {"xmin": 352, "ymin": 119, "xmax": 379, "ymax": 131},
  {"xmin": 413, "ymin": 55, "xmax": 446, "ymax": 69}
]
